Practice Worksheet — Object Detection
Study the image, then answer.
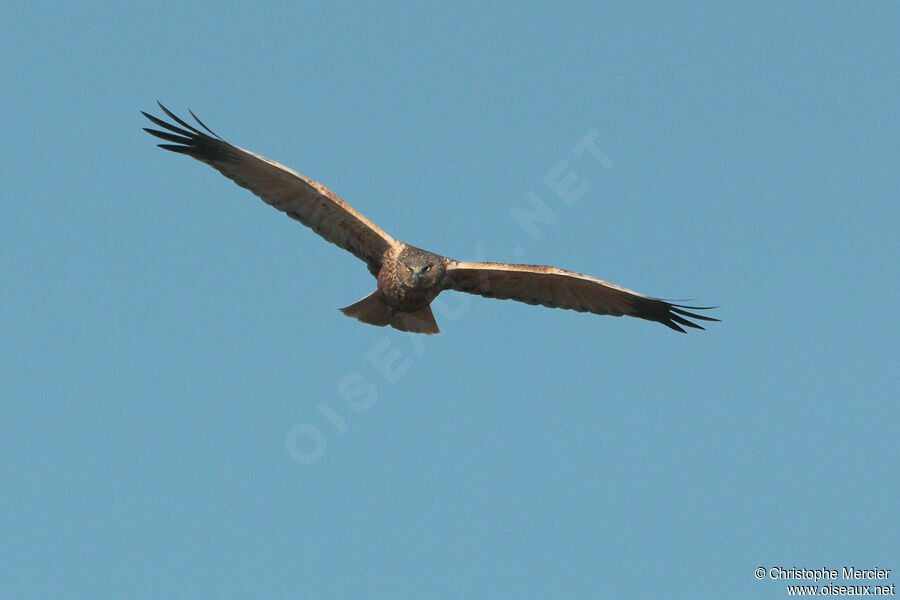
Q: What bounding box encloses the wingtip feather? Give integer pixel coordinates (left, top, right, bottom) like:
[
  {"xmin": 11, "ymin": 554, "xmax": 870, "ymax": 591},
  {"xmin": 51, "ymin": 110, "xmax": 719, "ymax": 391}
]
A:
[{"xmin": 188, "ymin": 108, "xmax": 223, "ymax": 139}]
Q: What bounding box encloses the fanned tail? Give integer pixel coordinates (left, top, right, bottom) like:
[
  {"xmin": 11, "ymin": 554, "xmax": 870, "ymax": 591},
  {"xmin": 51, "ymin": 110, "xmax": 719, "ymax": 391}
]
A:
[{"xmin": 339, "ymin": 292, "xmax": 440, "ymax": 335}]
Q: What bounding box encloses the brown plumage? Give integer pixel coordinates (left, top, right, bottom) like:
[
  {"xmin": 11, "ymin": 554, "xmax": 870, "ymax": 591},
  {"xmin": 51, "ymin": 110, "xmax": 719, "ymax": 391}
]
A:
[{"xmin": 143, "ymin": 103, "xmax": 718, "ymax": 335}]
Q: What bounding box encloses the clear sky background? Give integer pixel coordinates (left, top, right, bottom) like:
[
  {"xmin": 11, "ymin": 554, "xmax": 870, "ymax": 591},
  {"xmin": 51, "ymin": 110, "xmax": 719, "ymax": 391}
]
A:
[{"xmin": 2, "ymin": 2, "xmax": 897, "ymax": 598}]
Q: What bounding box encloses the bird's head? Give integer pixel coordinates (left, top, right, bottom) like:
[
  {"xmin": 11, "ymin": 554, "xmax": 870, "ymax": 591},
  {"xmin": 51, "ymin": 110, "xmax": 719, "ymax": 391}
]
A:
[{"xmin": 400, "ymin": 249, "xmax": 445, "ymax": 289}]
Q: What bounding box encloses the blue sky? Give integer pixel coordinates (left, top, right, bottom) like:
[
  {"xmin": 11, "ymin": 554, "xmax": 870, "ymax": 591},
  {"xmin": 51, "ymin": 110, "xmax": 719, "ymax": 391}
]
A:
[{"xmin": 2, "ymin": 2, "xmax": 898, "ymax": 598}]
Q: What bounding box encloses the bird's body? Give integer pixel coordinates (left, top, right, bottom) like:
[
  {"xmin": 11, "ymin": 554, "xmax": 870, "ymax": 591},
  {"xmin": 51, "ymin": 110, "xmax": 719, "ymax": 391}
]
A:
[{"xmin": 143, "ymin": 104, "xmax": 717, "ymax": 335}]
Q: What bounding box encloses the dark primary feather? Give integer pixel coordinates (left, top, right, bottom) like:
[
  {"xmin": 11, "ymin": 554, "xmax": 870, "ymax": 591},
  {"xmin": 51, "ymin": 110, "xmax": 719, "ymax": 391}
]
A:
[
  {"xmin": 143, "ymin": 103, "xmax": 230, "ymax": 162},
  {"xmin": 623, "ymin": 296, "xmax": 718, "ymax": 333}
]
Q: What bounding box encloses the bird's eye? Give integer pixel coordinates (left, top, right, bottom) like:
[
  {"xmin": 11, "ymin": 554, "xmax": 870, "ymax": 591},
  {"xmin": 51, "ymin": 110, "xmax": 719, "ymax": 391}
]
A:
[
  {"xmin": 424, "ymin": 264, "xmax": 432, "ymax": 272},
  {"xmin": 406, "ymin": 266, "xmax": 413, "ymax": 273}
]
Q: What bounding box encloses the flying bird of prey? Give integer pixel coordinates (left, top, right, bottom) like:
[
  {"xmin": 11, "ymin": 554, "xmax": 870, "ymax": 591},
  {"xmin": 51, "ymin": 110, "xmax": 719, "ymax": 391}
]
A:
[{"xmin": 143, "ymin": 104, "xmax": 717, "ymax": 335}]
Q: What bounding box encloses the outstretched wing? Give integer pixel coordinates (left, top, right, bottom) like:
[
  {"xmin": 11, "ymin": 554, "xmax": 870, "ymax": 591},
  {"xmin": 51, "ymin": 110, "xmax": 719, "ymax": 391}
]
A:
[
  {"xmin": 443, "ymin": 261, "xmax": 717, "ymax": 333},
  {"xmin": 143, "ymin": 103, "xmax": 398, "ymax": 275}
]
